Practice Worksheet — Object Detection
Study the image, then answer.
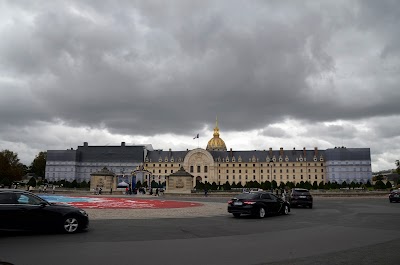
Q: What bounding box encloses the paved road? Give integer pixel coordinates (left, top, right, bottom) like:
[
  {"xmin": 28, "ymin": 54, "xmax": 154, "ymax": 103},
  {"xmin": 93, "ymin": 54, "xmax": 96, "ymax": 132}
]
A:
[{"xmin": 1, "ymin": 197, "xmax": 399, "ymax": 265}]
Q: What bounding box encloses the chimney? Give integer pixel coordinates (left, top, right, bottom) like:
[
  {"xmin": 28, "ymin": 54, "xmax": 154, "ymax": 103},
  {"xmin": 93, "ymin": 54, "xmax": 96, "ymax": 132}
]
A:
[
  {"xmin": 280, "ymin": 147, "xmax": 283, "ymax": 157},
  {"xmin": 314, "ymin": 147, "xmax": 318, "ymax": 156},
  {"xmin": 303, "ymin": 147, "xmax": 306, "ymax": 158},
  {"xmin": 84, "ymin": 142, "xmax": 88, "ymax": 147},
  {"xmin": 269, "ymin": 148, "xmax": 272, "ymax": 157},
  {"xmin": 230, "ymin": 148, "xmax": 233, "ymax": 157},
  {"xmin": 121, "ymin": 142, "xmax": 125, "ymax": 147}
]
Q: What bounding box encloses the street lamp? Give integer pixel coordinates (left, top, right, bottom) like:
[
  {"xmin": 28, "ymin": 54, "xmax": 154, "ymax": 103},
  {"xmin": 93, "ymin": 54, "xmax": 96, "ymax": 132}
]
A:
[{"xmin": 270, "ymin": 158, "xmax": 273, "ymax": 192}]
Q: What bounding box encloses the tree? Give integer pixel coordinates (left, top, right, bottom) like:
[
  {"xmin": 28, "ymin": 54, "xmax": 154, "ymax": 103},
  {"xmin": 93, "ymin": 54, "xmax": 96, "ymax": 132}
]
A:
[
  {"xmin": 29, "ymin": 151, "xmax": 47, "ymax": 178},
  {"xmin": 312, "ymin": 181, "xmax": 318, "ymax": 189},
  {"xmin": 271, "ymin": 180, "xmax": 277, "ymax": 189},
  {"xmin": 27, "ymin": 177, "xmax": 37, "ymax": 187},
  {"xmin": 0, "ymin": 150, "xmax": 26, "ymax": 182},
  {"xmin": 385, "ymin": 181, "xmax": 393, "ymax": 189},
  {"xmin": 318, "ymin": 181, "xmax": 324, "ymax": 189},
  {"xmin": 374, "ymin": 180, "xmax": 386, "ymax": 190}
]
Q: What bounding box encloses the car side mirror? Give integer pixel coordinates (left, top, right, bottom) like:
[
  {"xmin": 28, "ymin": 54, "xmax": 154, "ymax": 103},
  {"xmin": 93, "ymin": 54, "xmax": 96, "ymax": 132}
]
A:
[{"xmin": 39, "ymin": 202, "xmax": 48, "ymax": 207}]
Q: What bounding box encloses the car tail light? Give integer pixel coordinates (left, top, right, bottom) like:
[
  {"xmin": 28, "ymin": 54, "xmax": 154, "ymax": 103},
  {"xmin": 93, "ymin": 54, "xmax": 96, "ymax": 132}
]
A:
[
  {"xmin": 228, "ymin": 200, "xmax": 233, "ymax": 204},
  {"xmin": 244, "ymin": 201, "xmax": 256, "ymax": 205}
]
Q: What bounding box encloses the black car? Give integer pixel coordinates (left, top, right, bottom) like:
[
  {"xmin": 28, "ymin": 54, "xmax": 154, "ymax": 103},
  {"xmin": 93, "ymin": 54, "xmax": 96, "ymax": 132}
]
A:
[
  {"xmin": 389, "ymin": 190, "xmax": 400, "ymax": 203},
  {"xmin": 289, "ymin": 188, "xmax": 313, "ymax": 208},
  {"xmin": 0, "ymin": 189, "xmax": 89, "ymax": 233},
  {"xmin": 227, "ymin": 191, "xmax": 290, "ymax": 218}
]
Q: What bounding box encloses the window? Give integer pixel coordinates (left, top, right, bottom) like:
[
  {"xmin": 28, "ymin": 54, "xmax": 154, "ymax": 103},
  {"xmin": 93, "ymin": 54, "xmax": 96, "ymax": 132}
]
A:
[
  {"xmin": 190, "ymin": 166, "xmax": 193, "ymax": 173},
  {"xmin": 197, "ymin": 166, "xmax": 201, "ymax": 173},
  {"xmin": 204, "ymin": 166, "xmax": 208, "ymax": 173}
]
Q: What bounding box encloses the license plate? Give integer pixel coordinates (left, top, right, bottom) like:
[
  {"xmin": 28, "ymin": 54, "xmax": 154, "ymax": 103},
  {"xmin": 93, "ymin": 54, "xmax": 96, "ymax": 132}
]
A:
[
  {"xmin": 234, "ymin": 201, "xmax": 243, "ymax": 206},
  {"xmin": 299, "ymin": 196, "xmax": 306, "ymax": 198}
]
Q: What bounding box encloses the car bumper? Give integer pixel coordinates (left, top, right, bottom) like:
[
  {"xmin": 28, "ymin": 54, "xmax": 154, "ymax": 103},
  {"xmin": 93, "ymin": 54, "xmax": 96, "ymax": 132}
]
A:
[
  {"xmin": 290, "ymin": 200, "xmax": 313, "ymax": 206},
  {"xmin": 227, "ymin": 205, "xmax": 257, "ymax": 215},
  {"xmin": 389, "ymin": 197, "xmax": 400, "ymax": 202}
]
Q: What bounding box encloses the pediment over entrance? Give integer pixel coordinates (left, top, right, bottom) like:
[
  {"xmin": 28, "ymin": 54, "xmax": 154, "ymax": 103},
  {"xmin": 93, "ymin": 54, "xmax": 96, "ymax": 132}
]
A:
[{"xmin": 183, "ymin": 148, "xmax": 214, "ymax": 167}]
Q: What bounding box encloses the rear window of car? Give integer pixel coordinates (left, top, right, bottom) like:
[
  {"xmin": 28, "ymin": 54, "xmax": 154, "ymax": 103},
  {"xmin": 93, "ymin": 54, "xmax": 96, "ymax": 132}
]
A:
[
  {"xmin": 293, "ymin": 190, "xmax": 310, "ymax": 195},
  {"xmin": 234, "ymin": 193, "xmax": 260, "ymax": 199}
]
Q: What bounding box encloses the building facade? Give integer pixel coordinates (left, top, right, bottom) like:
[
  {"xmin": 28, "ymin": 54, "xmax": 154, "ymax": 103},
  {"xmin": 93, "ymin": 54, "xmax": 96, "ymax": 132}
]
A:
[
  {"xmin": 325, "ymin": 147, "xmax": 372, "ymax": 184},
  {"xmin": 45, "ymin": 122, "xmax": 372, "ymax": 186},
  {"xmin": 45, "ymin": 142, "xmax": 152, "ymax": 182}
]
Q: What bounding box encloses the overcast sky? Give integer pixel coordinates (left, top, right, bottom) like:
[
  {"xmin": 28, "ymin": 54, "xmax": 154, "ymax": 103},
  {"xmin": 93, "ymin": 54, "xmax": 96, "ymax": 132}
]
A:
[{"xmin": 0, "ymin": 0, "xmax": 399, "ymax": 172}]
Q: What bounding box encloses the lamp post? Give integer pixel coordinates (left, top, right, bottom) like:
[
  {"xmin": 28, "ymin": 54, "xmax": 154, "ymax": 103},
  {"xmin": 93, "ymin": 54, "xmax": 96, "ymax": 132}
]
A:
[{"xmin": 270, "ymin": 158, "xmax": 273, "ymax": 192}]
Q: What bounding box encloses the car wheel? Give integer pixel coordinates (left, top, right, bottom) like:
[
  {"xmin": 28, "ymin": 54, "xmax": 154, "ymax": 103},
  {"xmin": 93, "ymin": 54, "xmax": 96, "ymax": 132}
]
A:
[
  {"xmin": 283, "ymin": 205, "xmax": 289, "ymax": 215},
  {"xmin": 309, "ymin": 204, "xmax": 313, "ymax": 209},
  {"xmin": 62, "ymin": 216, "xmax": 80, "ymax": 233},
  {"xmin": 233, "ymin": 213, "xmax": 241, "ymax": 218},
  {"xmin": 257, "ymin": 207, "xmax": 266, "ymax": 218},
  {"xmin": 390, "ymin": 200, "xmax": 393, "ymax": 203}
]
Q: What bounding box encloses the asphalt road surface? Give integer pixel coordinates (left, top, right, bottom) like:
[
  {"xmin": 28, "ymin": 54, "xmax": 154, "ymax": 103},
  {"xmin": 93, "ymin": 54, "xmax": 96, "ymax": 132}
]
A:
[{"xmin": 1, "ymin": 197, "xmax": 399, "ymax": 265}]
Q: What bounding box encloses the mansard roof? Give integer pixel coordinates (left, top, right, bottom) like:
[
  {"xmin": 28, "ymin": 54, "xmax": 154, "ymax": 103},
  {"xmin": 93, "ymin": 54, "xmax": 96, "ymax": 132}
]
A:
[
  {"xmin": 210, "ymin": 149, "xmax": 325, "ymax": 163},
  {"xmin": 146, "ymin": 148, "xmax": 326, "ymax": 163},
  {"xmin": 146, "ymin": 150, "xmax": 189, "ymax": 163},
  {"xmin": 325, "ymin": 147, "xmax": 370, "ymax": 161}
]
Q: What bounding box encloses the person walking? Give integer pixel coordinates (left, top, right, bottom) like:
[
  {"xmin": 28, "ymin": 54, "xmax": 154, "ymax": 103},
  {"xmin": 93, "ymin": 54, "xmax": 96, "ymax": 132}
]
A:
[{"xmin": 156, "ymin": 188, "xmax": 159, "ymax": 196}]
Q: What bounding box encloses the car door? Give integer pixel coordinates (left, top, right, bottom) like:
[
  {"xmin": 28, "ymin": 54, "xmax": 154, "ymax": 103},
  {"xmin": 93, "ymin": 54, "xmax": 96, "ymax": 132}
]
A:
[
  {"xmin": 0, "ymin": 192, "xmax": 20, "ymax": 230},
  {"xmin": 260, "ymin": 193, "xmax": 280, "ymax": 214},
  {"xmin": 14, "ymin": 192, "xmax": 59, "ymax": 231}
]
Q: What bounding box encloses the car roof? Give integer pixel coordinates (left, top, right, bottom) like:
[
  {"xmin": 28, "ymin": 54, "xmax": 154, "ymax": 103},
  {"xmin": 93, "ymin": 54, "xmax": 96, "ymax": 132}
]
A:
[
  {"xmin": 293, "ymin": 188, "xmax": 309, "ymax": 191},
  {"xmin": 0, "ymin": 189, "xmax": 30, "ymax": 193}
]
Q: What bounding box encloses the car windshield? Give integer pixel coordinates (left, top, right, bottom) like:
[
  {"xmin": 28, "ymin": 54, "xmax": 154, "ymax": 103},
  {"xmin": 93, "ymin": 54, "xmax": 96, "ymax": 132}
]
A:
[{"xmin": 234, "ymin": 193, "xmax": 260, "ymax": 200}]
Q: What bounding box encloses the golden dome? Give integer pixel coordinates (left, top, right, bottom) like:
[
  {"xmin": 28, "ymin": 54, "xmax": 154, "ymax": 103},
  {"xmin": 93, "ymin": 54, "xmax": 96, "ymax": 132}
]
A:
[{"xmin": 206, "ymin": 117, "xmax": 227, "ymax": 151}]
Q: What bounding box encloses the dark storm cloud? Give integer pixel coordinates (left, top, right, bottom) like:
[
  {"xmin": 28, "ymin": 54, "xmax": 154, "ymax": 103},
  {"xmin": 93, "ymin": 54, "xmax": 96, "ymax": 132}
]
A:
[
  {"xmin": 0, "ymin": 0, "xmax": 339, "ymax": 135},
  {"xmin": 0, "ymin": 1, "xmax": 399, "ymax": 170}
]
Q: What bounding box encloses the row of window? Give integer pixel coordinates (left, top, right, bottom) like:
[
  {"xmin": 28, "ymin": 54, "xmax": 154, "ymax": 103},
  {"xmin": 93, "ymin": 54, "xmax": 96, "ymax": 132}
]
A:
[
  {"xmin": 220, "ymin": 168, "xmax": 324, "ymax": 174},
  {"xmin": 146, "ymin": 163, "xmax": 325, "ymax": 168},
  {"xmin": 217, "ymin": 174, "xmax": 324, "ymax": 181}
]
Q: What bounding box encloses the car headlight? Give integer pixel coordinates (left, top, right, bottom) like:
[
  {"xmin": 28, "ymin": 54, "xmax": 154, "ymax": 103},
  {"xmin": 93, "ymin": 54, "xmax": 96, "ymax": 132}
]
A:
[{"xmin": 79, "ymin": 210, "xmax": 88, "ymax": 216}]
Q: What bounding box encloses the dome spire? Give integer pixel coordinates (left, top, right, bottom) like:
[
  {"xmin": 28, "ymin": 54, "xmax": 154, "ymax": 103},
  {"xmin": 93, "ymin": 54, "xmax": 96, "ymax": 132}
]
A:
[{"xmin": 207, "ymin": 116, "xmax": 227, "ymax": 151}]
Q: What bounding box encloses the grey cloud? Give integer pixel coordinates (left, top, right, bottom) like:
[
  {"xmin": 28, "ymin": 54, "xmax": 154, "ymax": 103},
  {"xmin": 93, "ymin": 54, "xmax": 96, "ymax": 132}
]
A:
[{"xmin": 0, "ymin": 1, "xmax": 399, "ymax": 171}]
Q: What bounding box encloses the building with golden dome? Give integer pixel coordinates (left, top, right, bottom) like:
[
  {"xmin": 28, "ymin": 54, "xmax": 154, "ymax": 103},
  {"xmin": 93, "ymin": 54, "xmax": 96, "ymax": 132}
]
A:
[
  {"xmin": 206, "ymin": 118, "xmax": 227, "ymax": 151},
  {"xmin": 143, "ymin": 119, "xmax": 371, "ymax": 187},
  {"xmin": 45, "ymin": 119, "xmax": 372, "ymax": 187}
]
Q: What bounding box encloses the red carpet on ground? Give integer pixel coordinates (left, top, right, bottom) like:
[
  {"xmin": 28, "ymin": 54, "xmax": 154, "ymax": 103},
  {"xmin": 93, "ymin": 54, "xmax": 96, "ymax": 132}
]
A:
[{"xmin": 65, "ymin": 197, "xmax": 203, "ymax": 209}]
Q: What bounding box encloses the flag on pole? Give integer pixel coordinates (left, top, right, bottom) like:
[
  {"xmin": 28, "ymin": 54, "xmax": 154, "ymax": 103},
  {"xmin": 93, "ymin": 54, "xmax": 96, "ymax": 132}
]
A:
[{"xmin": 193, "ymin": 134, "xmax": 199, "ymax": 139}]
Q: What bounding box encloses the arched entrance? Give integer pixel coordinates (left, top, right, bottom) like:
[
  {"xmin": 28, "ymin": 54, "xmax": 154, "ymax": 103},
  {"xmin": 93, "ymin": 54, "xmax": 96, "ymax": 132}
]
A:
[{"xmin": 183, "ymin": 148, "xmax": 215, "ymax": 187}]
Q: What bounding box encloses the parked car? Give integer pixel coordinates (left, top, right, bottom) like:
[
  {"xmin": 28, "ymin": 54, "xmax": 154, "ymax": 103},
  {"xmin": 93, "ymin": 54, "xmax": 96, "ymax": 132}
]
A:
[
  {"xmin": 0, "ymin": 189, "xmax": 89, "ymax": 233},
  {"xmin": 227, "ymin": 191, "xmax": 290, "ymax": 218},
  {"xmin": 389, "ymin": 190, "xmax": 400, "ymax": 203},
  {"xmin": 289, "ymin": 188, "xmax": 313, "ymax": 208}
]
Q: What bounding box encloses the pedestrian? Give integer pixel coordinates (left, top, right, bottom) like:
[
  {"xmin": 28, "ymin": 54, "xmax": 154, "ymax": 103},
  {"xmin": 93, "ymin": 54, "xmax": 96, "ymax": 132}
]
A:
[
  {"xmin": 156, "ymin": 188, "xmax": 159, "ymax": 196},
  {"xmin": 43, "ymin": 185, "xmax": 47, "ymax": 193},
  {"xmin": 99, "ymin": 187, "xmax": 102, "ymax": 195},
  {"xmin": 125, "ymin": 187, "xmax": 129, "ymax": 195},
  {"xmin": 204, "ymin": 188, "xmax": 208, "ymax": 197},
  {"xmin": 52, "ymin": 185, "xmax": 56, "ymax": 194},
  {"xmin": 110, "ymin": 187, "xmax": 113, "ymax": 194}
]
